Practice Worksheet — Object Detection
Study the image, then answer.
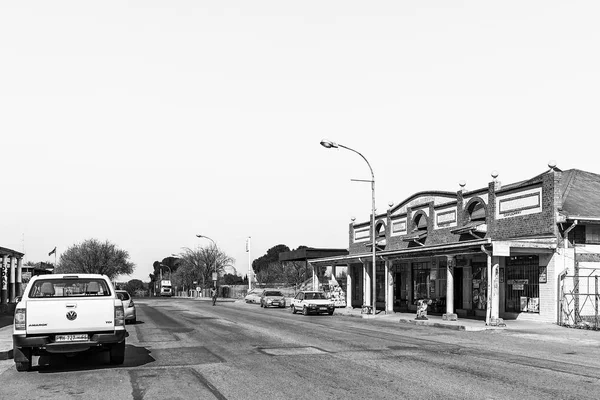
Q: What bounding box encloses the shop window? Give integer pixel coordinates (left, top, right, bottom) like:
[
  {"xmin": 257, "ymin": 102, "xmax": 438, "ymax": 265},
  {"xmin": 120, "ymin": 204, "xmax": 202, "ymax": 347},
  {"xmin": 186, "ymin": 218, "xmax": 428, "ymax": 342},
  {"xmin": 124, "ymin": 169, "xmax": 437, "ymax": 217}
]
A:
[
  {"xmin": 471, "ymin": 262, "xmax": 487, "ymax": 310},
  {"xmin": 568, "ymin": 225, "xmax": 586, "ymax": 246},
  {"xmin": 505, "ymin": 255, "xmax": 540, "ymax": 313},
  {"xmin": 586, "ymin": 225, "xmax": 600, "ymax": 244},
  {"xmin": 412, "ymin": 262, "xmax": 430, "ymax": 302}
]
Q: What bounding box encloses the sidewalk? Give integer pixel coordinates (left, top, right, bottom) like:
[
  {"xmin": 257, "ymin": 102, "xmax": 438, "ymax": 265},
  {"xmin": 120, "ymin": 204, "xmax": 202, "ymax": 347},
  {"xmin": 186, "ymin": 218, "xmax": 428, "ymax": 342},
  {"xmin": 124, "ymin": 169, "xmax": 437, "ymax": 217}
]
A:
[
  {"xmin": 0, "ymin": 313, "xmax": 13, "ymax": 361},
  {"xmin": 334, "ymin": 307, "xmax": 501, "ymax": 331}
]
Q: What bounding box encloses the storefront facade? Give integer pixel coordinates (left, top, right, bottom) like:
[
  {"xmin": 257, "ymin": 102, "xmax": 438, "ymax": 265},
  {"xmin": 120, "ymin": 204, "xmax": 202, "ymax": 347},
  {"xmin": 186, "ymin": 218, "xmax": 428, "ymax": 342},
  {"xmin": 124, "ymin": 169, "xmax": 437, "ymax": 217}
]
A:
[
  {"xmin": 310, "ymin": 165, "xmax": 600, "ymax": 324},
  {"xmin": 0, "ymin": 246, "xmax": 25, "ymax": 307}
]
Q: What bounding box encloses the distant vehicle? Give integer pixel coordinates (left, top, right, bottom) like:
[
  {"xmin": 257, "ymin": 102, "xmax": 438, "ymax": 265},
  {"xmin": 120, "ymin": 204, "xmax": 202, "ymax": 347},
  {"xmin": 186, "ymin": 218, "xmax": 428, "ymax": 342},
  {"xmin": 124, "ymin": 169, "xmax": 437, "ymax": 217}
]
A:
[
  {"xmin": 116, "ymin": 290, "xmax": 137, "ymax": 324},
  {"xmin": 159, "ymin": 280, "xmax": 172, "ymax": 297},
  {"xmin": 244, "ymin": 289, "xmax": 263, "ymax": 304},
  {"xmin": 290, "ymin": 291, "xmax": 334, "ymax": 316},
  {"xmin": 260, "ymin": 290, "xmax": 286, "ymax": 308}
]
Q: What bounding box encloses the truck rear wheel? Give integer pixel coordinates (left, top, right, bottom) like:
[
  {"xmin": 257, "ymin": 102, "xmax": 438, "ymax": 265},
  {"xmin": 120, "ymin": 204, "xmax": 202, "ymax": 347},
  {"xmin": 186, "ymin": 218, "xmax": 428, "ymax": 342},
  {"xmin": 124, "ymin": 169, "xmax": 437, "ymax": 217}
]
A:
[
  {"xmin": 15, "ymin": 360, "xmax": 31, "ymax": 372},
  {"xmin": 14, "ymin": 347, "xmax": 32, "ymax": 372},
  {"xmin": 109, "ymin": 341, "xmax": 125, "ymax": 365}
]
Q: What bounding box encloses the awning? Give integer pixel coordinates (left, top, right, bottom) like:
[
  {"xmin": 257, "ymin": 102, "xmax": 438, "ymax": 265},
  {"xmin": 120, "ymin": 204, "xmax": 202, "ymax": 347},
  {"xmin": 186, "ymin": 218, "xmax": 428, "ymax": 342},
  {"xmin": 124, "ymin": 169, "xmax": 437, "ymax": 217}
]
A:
[{"xmin": 307, "ymin": 238, "xmax": 492, "ymax": 266}]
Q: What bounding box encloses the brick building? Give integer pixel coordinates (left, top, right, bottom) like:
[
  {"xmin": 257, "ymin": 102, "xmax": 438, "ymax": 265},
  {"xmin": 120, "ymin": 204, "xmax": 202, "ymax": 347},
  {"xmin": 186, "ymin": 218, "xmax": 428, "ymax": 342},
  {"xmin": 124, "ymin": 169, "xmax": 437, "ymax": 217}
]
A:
[{"xmin": 309, "ymin": 164, "xmax": 600, "ymax": 324}]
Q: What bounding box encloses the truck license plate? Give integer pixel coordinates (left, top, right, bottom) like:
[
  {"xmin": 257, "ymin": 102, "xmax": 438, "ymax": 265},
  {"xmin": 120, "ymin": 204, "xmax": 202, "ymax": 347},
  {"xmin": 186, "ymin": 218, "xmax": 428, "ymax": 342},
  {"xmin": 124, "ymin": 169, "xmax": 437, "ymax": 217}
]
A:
[
  {"xmin": 56, "ymin": 334, "xmax": 89, "ymax": 342},
  {"xmin": 319, "ymin": 307, "xmax": 327, "ymax": 310}
]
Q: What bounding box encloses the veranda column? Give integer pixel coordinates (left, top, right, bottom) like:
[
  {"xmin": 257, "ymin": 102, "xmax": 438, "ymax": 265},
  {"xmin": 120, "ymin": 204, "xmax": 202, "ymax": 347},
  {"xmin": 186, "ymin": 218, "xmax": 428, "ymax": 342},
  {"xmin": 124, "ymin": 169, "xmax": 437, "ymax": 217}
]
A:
[
  {"xmin": 312, "ymin": 263, "xmax": 320, "ymax": 291},
  {"xmin": 346, "ymin": 265, "xmax": 353, "ymax": 309},
  {"xmin": 1, "ymin": 255, "xmax": 7, "ymax": 305},
  {"xmin": 363, "ymin": 261, "xmax": 372, "ymax": 307},
  {"xmin": 443, "ymin": 256, "xmax": 458, "ymax": 321},
  {"xmin": 386, "ymin": 260, "xmax": 394, "ymax": 313},
  {"xmin": 16, "ymin": 256, "xmax": 23, "ymax": 297},
  {"xmin": 491, "ymin": 256, "xmax": 501, "ymax": 321},
  {"xmin": 9, "ymin": 256, "xmax": 16, "ymax": 302}
]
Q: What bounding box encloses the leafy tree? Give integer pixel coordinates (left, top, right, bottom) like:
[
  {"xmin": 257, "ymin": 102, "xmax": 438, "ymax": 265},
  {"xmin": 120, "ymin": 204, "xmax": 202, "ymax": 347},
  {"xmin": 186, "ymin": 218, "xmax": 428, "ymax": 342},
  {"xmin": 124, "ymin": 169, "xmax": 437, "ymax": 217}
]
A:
[
  {"xmin": 252, "ymin": 244, "xmax": 290, "ymax": 275},
  {"xmin": 124, "ymin": 279, "xmax": 145, "ymax": 295},
  {"xmin": 222, "ymin": 273, "xmax": 244, "ymax": 285},
  {"xmin": 253, "ymin": 245, "xmax": 310, "ymax": 286},
  {"xmin": 55, "ymin": 239, "xmax": 135, "ymax": 280}
]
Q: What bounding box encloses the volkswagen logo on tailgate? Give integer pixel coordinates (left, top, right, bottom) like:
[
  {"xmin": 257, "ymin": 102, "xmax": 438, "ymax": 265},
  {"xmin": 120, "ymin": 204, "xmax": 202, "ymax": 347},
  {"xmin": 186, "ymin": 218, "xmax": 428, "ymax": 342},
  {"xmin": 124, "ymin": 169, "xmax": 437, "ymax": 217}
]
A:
[{"xmin": 66, "ymin": 311, "xmax": 77, "ymax": 321}]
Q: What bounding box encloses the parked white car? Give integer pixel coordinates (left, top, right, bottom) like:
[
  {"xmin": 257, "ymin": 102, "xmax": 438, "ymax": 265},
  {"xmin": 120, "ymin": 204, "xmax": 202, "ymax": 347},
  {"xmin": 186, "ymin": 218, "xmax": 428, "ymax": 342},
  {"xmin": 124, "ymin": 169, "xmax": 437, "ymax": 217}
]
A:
[
  {"xmin": 116, "ymin": 290, "xmax": 137, "ymax": 324},
  {"xmin": 290, "ymin": 291, "xmax": 335, "ymax": 316},
  {"xmin": 244, "ymin": 289, "xmax": 263, "ymax": 304}
]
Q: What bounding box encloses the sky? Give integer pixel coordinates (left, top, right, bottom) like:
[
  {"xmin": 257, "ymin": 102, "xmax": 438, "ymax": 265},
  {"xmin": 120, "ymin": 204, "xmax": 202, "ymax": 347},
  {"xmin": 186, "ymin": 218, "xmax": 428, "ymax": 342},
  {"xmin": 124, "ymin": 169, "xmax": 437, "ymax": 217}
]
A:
[{"xmin": 1, "ymin": 1, "xmax": 599, "ymax": 283}]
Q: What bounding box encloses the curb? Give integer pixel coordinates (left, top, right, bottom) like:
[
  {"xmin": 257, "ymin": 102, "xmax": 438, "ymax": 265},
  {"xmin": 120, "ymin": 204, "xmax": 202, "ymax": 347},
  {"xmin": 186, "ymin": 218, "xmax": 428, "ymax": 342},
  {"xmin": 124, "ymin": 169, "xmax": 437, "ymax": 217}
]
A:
[
  {"xmin": 0, "ymin": 325, "xmax": 13, "ymax": 360},
  {"xmin": 0, "ymin": 348, "xmax": 13, "ymax": 361},
  {"xmin": 400, "ymin": 319, "xmax": 466, "ymax": 331}
]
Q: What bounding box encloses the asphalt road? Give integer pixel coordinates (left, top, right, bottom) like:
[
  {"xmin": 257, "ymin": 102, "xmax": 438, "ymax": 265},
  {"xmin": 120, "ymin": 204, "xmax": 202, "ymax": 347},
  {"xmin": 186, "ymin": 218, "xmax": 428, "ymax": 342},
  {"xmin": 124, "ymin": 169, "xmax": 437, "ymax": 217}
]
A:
[{"xmin": 1, "ymin": 298, "xmax": 600, "ymax": 400}]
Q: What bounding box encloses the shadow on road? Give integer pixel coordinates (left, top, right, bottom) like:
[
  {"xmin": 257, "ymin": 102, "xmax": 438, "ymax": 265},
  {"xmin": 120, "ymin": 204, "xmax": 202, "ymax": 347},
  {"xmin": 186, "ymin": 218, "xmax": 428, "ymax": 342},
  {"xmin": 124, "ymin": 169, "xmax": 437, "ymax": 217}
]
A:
[
  {"xmin": 0, "ymin": 314, "xmax": 13, "ymax": 329},
  {"xmin": 36, "ymin": 344, "xmax": 156, "ymax": 373}
]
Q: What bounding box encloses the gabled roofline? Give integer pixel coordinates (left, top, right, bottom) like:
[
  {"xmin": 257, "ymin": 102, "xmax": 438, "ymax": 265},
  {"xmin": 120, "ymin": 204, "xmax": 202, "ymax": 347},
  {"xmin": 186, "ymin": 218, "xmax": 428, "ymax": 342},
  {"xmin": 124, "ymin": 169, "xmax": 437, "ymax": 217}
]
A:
[{"xmin": 390, "ymin": 191, "xmax": 457, "ymax": 214}]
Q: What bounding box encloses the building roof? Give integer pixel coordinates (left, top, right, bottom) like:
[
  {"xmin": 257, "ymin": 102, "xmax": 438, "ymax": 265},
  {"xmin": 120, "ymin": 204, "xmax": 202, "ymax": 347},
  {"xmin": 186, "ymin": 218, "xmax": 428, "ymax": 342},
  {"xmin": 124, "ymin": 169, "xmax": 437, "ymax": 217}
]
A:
[
  {"xmin": 0, "ymin": 246, "xmax": 24, "ymax": 257},
  {"xmin": 560, "ymin": 169, "xmax": 600, "ymax": 219},
  {"xmin": 279, "ymin": 247, "xmax": 348, "ymax": 262}
]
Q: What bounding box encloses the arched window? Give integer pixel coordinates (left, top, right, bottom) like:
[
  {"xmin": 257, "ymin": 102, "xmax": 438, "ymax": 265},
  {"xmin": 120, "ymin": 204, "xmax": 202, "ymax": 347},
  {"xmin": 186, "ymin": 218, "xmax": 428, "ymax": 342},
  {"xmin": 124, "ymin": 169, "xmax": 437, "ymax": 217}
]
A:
[
  {"xmin": 375, "ymin": 221, "xmax": 386, "ymax": 238},
  {"xmin": 413, "ymin": 213, "xmax": 428, "ymax": 232},
  {"xmin": 467, "ymin": 200, "xmax": 486, "ymax": 223}
]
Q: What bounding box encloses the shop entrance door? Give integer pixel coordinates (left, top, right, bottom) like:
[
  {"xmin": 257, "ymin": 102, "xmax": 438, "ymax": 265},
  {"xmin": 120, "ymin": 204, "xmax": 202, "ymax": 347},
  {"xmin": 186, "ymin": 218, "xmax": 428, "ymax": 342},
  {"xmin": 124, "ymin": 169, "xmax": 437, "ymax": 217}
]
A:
[{"xmin": 453, "ymin": 268, "xmax": 463, "ymax": 311}]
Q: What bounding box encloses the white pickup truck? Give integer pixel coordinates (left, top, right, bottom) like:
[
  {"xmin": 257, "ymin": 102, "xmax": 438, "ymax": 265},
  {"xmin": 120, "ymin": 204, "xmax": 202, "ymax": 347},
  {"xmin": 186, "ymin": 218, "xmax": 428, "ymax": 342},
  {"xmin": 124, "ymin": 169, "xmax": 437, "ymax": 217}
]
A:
[{"xmin": 12, "ymin": 273, "xmax": 128, "ymax": 372}]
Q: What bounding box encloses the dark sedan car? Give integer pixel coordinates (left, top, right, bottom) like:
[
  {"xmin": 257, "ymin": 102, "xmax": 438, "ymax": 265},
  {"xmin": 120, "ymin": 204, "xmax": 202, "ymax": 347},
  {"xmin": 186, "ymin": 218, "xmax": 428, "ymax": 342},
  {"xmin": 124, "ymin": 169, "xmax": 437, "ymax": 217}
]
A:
[{"xmin": 260, "ymin": 290, "xmax": 286, "ymax": 308}]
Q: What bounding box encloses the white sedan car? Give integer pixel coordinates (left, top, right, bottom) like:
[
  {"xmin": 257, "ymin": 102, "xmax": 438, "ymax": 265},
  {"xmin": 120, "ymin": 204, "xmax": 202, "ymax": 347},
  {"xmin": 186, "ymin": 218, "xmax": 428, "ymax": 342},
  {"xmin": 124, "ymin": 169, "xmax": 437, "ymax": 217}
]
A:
[
  {"xmin": 290, "ymin": 291, "xmax": 335, "ymax": 315},
  {"xmin": 244, "ymin": 289, "xmax": 264, "ymax": 304}
]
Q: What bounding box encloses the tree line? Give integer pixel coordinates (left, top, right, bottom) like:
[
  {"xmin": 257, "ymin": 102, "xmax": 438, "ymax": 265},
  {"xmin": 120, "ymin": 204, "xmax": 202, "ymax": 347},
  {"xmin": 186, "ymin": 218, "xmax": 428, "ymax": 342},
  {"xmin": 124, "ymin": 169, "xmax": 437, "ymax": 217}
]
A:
[{"xmin": 25, "ymin": 238, "xmax": 317, "ymax": 297}]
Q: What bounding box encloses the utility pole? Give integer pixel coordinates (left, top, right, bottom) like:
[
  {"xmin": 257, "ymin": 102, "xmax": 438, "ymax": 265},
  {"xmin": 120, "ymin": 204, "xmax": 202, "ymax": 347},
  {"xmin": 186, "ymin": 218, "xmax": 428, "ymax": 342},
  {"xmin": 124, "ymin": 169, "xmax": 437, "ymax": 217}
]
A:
[{"xmin": 247, "ymin": 236, "xmax": 252, "ymax": 291}]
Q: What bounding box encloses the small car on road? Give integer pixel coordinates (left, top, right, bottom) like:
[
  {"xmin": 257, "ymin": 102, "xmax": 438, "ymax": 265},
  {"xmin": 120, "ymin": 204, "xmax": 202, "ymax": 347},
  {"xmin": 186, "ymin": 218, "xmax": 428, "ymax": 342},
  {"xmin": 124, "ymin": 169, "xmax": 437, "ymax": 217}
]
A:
[
  {"xmin": 290, "ymin": 291, "xmax": 334, "ymax": 315},
  {"xmin": 116, "ymin": 290, "xmax": 137, "ymax": 324},
  {"xmin": 260, "ymin": 290, "xmax": 286, "ymax": 308},
  {"xmin": 244, "ymin": 289, "xmax": 263, "ymax": 304}
]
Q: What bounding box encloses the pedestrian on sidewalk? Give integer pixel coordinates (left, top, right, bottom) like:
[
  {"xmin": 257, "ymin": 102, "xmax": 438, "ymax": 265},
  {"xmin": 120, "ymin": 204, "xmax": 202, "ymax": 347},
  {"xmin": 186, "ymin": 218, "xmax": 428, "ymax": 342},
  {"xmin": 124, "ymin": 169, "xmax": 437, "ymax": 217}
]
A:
[{"xmin": 211, "ymin": 286, "xmax": 217, "ymax": 306}]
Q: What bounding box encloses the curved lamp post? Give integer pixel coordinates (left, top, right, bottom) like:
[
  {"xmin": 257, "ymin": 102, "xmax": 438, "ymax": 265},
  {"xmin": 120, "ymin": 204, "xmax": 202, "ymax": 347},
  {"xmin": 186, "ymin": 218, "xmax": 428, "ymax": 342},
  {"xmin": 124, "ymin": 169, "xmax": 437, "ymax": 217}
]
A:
[
  {"xmin": 159, "ymin": 264, "xmax": 172, "ymax": 280},
  {"xmin": 320, "ymin": 139, "xmax": 377, "ymax": 315},
  {"xmin": 196, "ymin": 234, "xmax": 218, "ymax": 291}
]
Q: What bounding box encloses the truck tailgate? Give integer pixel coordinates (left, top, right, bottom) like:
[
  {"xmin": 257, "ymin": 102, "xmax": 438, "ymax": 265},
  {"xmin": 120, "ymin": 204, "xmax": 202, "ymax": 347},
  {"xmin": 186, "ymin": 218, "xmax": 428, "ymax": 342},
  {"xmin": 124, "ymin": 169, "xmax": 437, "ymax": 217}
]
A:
[{"xmin": 26, "ymin": 298, "xmax": 116, "ymax": 334}]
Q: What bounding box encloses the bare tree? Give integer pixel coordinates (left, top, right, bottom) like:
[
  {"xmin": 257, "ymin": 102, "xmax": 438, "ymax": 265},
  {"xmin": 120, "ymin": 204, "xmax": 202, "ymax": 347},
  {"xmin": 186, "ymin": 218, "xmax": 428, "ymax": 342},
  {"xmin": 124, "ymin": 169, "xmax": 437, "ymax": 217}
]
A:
[{"xmin": 173, "ymin": 244, "xmax": 235, "ymax": 290}]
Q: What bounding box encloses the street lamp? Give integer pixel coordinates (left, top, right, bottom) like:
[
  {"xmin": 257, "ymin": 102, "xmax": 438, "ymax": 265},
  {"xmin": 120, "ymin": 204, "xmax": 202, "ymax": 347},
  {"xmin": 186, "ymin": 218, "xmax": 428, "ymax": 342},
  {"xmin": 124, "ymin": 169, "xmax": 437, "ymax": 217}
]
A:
[
  {"xmin": 320, "ymin": 139, "xmax": 377, "ymax": 315},
  {"xmin": 159, "ymin": 264, "xmax": 172, "ymax": 280},
  {"xmin": 196, "ymin": 234, "xmax": 218, "ymax": 291}
]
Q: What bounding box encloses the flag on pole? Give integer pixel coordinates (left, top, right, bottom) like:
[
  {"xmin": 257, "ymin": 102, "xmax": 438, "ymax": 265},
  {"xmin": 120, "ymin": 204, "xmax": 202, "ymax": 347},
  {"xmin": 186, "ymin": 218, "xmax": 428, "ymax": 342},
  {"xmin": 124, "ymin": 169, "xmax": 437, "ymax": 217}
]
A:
[
  {"xmin": 245, "ymin": 237, "xmax": 250, "ymax": 252},
  {"xmin": 48, "ymin": 247, "xmax": 56, "ymax": 256}
]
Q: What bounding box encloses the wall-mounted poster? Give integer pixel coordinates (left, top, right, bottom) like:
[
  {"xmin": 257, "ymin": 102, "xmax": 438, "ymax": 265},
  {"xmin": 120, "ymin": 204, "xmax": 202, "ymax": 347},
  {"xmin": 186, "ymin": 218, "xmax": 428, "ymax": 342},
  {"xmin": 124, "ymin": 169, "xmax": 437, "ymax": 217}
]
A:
[
  {"xmin": 520, "ymin": 296, "xmax": 528, "ymax": 311},
  {"xmin": 528, "ymin": 297, "xmax": 539, "ymax": 313},
  {"xmin": 539, "ymin": 266, "xmax": 547, "ymax": 283}
]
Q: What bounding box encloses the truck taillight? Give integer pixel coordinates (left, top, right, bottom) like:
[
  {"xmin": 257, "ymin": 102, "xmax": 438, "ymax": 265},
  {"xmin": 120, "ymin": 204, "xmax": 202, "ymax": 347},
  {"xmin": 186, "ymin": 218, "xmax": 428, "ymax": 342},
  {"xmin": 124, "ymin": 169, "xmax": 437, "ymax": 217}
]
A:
[
  {"xmin": 14, "ymin": 308, "xmax": 26, "ymax": 330},
  {"xmin": 115, "ymin": 305, "xmax": 125, "ymax": 327}
]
